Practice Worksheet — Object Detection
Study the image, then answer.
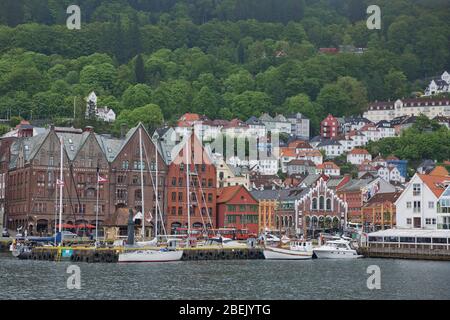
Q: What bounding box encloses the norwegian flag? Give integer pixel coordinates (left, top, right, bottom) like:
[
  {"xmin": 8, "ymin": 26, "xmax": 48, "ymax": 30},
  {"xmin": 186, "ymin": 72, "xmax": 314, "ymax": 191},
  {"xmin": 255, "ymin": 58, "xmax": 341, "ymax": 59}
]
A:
[
  {"xmin": 56, "ymin": 179, "xmax": 65, "ymax": 187},
  {"xmin": 97, "ymin": 175, "xmax": 108, "ymax": 183}
]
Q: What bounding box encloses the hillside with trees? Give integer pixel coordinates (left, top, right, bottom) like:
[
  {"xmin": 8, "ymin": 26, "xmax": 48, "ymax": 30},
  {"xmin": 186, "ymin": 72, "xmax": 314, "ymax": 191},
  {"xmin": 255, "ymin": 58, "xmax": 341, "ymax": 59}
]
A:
[{"xmin": 0, "ymin": 0, "xmax": 449, "ymax": 135}]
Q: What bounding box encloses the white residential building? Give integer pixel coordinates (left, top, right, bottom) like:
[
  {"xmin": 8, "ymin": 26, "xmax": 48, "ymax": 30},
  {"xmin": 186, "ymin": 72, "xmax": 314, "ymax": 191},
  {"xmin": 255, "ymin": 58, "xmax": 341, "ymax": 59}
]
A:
[
  {"xmin": 316, "ymin": 162, "xmax": 341, "ymax": 176},
  {"xmin": 347, "ymin": 148, "xmax": 372, "ymax": 165},
  {"xmin": 259, "ymin": 113, "xmax": 291, "ymax": 135},
  {"xmin": 377, "ymin": 165, "xmax": 405, "ymax": 183},
  {"xmin": 316, "ymin": 140, "xmax": 344, "ymax": 158},
  {"xmin": 364, "ymin": 98, "xmax": 450, "ymax": 122},
  {"xmin": 395, "ymin": 173, "xmax": 449, "ymax": 229},
  {"xmin": 424, "ymin": 71, "xmax": 450, "ymax": 96}
]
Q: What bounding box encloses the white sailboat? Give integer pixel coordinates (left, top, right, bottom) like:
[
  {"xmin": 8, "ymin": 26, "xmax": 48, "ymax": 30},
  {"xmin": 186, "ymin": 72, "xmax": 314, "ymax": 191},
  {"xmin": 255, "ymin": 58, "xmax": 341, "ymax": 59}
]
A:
[
  {"xmin": 263, "ymin": 241, "xmax": 313, "ymax": 260},
  {"xmin": 118, "ymin": 126, "xmax": 183, "ymax": 263}
]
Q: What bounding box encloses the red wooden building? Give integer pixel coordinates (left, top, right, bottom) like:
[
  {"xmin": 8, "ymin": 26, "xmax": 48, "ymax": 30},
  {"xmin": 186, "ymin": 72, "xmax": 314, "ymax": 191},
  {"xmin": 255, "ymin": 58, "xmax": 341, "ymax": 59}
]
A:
[
  {"xmin": 216, "ymin": 185, "xmax": 259, "ymax": 234},
  {"xmin": 166, "ymin": 133, "xmax": 217, "ymax": 233}
]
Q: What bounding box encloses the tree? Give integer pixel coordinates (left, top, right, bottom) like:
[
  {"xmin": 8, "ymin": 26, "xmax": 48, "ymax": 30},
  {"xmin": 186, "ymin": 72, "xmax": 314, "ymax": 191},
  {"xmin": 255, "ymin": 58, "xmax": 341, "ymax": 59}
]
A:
[
  {"xmin": 384, "ymin": 69, "xmax": 408, "ymax": 100},
  {"xmin": 192, "ymin": 86, "xmax": 219, "ymax": 117},
  {"xmin": 122, "ymin": 84, "xmax": 153, "ymax": 109},
  {"xmin": 115, "ymin": 104, "xmax": 164, "ymax": 134},
  {"xmin": 230, "ymin": 91, "xmax": 271, "ymax": 119},
  {"xmin": 134, "ymin": 54, "xmax": 146, "ymax": 84}
]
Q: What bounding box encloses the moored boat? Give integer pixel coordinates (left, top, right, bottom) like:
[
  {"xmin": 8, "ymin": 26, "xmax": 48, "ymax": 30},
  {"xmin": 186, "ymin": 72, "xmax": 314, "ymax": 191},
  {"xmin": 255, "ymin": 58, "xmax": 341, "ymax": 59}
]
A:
[
  {"xmin": 263, "ymin": 241, "xmax": 313, "ymax": 260},
  {"xmin": 118, "ymin": 248, "xmax": 183, "ymax": 263},
  {"xmin": 313, "ymin": 239, "xmax": 362, "ymax": 259}
]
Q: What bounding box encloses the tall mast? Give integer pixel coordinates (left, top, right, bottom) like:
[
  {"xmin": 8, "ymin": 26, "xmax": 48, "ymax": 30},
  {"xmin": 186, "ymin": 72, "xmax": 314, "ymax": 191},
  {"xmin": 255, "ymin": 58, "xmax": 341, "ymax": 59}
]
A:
[
  {"xmin": 155, "ymin": 142, "xmax": 159, "ymax": 240},
  {"xmin": 139, "ymin": 127, "xmax": 145, "ymax": 239},
  {"xmin": 58, "ymin": 137, "xmax": 64, "ymax": 245},
  {"xmin": 186, "ymin": 134, "xmax": 191, "ymax": 246}
]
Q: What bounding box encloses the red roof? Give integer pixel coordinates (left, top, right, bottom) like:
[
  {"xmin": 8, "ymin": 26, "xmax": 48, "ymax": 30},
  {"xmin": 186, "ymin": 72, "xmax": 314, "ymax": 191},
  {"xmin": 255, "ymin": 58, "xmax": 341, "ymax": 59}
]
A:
[
  {"xmin": 349, "ymin": 148, "xmax": 369, "ymax": 155},
  {"xmin": 418, "ymin": 173, "xmax": 450, "ymax": 197}
]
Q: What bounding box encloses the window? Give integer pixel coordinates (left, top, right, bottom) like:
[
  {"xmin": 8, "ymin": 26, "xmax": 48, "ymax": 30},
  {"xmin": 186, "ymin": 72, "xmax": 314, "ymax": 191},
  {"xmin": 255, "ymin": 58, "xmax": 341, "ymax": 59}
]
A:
[
  {"xmin": 208, "ymin": 193, "xmax": 213, "ymax": 202},
  {"xmin": 178, "ymin": 207, "xmax": 183, "ymax": 216},
  {"xmin": 426, "ymin": 218, "xmax": 432, "ymax": 225},
  {"xmin": 312, "ymin": 198, "xmax": 318, "ymax": 210},
  {"xmin": 428, "ymin": 201, "xmax": 434, "ymax": 209},
  {"xmin": 413, "ymin": 184, "xmax": 421, "ymax": 196},
  {"xmin": 406, "ymin": 202, "xmax": 411, "ymax": 209},
  {"xmin": 226, "ymin": 215, "xmax": 237, "ymax": 224},
  {"xmin": 208, "ymin": 179, "xmax": 213, "ymax": 187},
  {"xmin": 172, "ymin": 177, "xmax": 176, "ymax": 186},
  {"xmin": 413, "ymin": 201, "xmax": 421, "ymax": 213},
  {"xmin": 406, "ymin": 218, "xmax": 412, "ymax": 225},
  {"xmin": 171, "ymin": 207, "xmax": 176, "ymax": 215},
  {"xmin": 171, "ymin": 192, "xmax": 176, "ymax": 201},
  {"xmin": 178, "ymin": 193, "xmax": 183, "ymax": 201}
]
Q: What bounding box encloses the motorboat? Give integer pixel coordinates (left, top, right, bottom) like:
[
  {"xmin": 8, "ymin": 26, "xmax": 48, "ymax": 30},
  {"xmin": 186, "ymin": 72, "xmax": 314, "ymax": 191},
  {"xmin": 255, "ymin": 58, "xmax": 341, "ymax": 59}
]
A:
[
  {"xmin": 118, "ymin": 248, "xmax": 183, "ymax": 263},
  {"xmin": 263, "ymin": 241, "xmax": 313, "ymax": 260},
  {"xmin": 313, "ymin": 239, "xmax": 362, "ymax": 259}
]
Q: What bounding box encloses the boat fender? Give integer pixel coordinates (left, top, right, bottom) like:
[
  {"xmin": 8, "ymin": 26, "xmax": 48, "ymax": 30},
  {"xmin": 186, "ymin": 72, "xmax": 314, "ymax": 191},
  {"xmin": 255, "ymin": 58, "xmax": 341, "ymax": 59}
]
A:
[{"xmin": 106, "ymin": 253, "xmax": 113, "ymax": 263}]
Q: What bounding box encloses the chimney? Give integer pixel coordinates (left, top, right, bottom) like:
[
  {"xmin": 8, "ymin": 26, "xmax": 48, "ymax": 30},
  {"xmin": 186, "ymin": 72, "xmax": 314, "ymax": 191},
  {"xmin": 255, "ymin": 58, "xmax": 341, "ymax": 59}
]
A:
[
  {"xmin": 120, "ymin": 123, "xmax": 128, "ymax": 138},
  {"xmin": 84, "ymin": 126, "xmax": 94, "ymax": 133},
  {"xmin": 49, "ymin": 124, "xmax": 55, "ymax": 131}
]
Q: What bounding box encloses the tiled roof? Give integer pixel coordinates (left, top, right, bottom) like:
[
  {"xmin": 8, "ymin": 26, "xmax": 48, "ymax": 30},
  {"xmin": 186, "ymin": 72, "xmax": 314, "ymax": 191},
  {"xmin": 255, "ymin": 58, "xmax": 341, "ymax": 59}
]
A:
[
  {"xmin": 418, "ymin": 174, "xmax": 450, "ymax": 198},
  {"xmin": 349, "ymin": 148, "xmax": 369, "ymax": 155}
]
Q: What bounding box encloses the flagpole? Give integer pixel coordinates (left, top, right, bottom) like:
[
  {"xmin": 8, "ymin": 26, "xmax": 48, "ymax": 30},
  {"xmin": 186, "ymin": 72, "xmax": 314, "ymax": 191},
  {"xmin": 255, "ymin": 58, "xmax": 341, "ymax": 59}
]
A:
[
  {"xmin": 95, "ymin": 167, "xmax": 99, "ymax": 248},
  {"xmin": 139, "ymin": 127, "xmax": 145, "ymax": 240},
  {"xmin": 155, "ymin": 143, "xmax": 158, "ymax": 241}
]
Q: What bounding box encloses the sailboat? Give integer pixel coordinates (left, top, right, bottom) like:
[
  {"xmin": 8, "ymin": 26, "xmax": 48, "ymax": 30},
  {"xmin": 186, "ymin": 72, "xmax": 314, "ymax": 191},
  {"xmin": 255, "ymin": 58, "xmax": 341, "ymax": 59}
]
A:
[{"xmin": 118, "ymin": 126, "xmax": 183, "ymax": 263}]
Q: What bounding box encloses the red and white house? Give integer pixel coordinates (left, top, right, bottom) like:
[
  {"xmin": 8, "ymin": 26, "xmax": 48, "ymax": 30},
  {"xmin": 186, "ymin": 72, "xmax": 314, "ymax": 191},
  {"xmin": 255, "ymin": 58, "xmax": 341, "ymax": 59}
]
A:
[{"xmin": 347, "ymin": 148, "xmax": 372, "ymax": 165}]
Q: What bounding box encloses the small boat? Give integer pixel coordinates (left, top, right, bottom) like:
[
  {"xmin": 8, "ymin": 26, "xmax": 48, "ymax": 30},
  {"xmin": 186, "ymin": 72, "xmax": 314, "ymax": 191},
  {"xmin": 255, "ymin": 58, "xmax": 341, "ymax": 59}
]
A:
[
  {"xmin": 313, "ymin": 239, "xmax": 362, "ymax": 259},
  {"xmin": 263, "ymin": 241, "xmax": 313, "ymax": 260},
  {"xmin": 118, "ymin": 248, "xmax": 183, "ymax": 263}
]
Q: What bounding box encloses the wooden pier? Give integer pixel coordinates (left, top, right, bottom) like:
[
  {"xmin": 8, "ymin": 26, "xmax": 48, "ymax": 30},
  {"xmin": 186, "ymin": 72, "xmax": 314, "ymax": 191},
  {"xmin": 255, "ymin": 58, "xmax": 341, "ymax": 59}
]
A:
[
  {"xmin": 358, "ymin": 246, "xmax": 450, "ymax": 261},
  {"xmin": 17, "ymin": 246, "xmax": 264, "ymax": 262}
]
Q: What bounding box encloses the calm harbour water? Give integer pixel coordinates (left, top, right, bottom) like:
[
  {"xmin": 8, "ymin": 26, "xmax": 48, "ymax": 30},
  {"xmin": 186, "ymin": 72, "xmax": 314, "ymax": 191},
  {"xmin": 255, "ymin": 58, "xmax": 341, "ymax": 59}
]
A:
[{"xmin": 1, "ymin": 253, "xmax": 449, "ymax": 300}]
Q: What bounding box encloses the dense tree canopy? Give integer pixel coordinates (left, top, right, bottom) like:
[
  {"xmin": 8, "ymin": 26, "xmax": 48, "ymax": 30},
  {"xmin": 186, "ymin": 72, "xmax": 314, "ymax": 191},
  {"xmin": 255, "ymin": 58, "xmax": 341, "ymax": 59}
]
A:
[{"xmin": 0, "ymin": 0, "xmax": 449, "ymax": 134}]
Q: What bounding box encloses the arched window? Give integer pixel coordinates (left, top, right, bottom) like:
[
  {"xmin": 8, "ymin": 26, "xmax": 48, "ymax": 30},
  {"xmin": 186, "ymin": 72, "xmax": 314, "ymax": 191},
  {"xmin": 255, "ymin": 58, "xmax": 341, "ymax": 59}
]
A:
[
  {"xmin": 326, "ymin": 198, "xmax": 332, "ymax": 210},
  {"xmin": 312, "ymin": 198, "xmax": 318, "ymax": 210},
  {"xmin": 319, "ymin": 196, "xmax": 325, "ymax": 210}
]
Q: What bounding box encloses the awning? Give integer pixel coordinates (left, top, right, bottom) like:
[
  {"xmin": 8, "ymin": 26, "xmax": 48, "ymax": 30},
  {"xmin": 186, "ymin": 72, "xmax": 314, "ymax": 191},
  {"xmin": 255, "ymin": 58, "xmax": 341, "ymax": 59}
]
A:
[
  {"xmin": 56, "ymin": 223, "xmax": 75, "ymax": 229},
  {"xmin": 76, "ymin": 223, "xmax": 96, "ymax": 229}
]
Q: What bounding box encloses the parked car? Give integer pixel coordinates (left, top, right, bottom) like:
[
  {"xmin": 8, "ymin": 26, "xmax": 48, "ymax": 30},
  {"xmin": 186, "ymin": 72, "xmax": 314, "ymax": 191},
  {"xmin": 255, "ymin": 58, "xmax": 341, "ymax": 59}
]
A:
[{"xmin": 56, "ymin": 231, "xmax": 78, "ymax": 239}]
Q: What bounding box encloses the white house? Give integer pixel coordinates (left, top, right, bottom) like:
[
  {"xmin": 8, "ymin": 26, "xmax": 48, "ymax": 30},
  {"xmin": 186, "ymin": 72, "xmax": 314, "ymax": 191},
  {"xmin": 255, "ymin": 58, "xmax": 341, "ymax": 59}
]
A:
[
  {"xmin": 424, "ymin": 71, "xmax": 450, "ymax": 96},
  {"xmin": 377, "ymin": 165, "xmax": 405, "ymax": 183},
  {"xmin": 96, "ymin": 107, "xmax": 116, "ymax": 123},
  {"xmin": 259, "ymin": 113, "xmax": 291, "ymax": 135},
  {"xmin": 316, "ymin": 162, "xmax": 341, "ymax": 177},
  {"xmin": 316, "ymin": 139, "xmax": 344, "ymax": 158},
  {"xmin": 395, "ymin": 173, "xmax": 449, "ymax": 229},
  {"xmin": 347, "ymin": 148, "xmax": 372, "ymax": 165}
]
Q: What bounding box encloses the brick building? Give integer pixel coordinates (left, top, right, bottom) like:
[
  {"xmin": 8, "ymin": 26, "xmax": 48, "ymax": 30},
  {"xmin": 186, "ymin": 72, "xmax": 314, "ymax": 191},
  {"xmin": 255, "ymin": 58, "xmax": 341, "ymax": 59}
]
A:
[
  {"xmin": 4, "ymin": 123, "xmax": 166, "ymax": 237},
  {"xmin": 295, "ymin": 177, "xmax": 348, "ymax": 237},
  {"xmin": 165, "ymin": 133, "xmax": 217, "ymax": 233}
]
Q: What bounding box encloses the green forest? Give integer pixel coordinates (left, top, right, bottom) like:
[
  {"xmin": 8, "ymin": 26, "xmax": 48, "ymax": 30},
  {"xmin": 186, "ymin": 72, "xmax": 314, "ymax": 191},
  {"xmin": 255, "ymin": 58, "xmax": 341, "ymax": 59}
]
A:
[{"xmin": 0, "ymin": 0, "xmax": 449, "ymax": 134}]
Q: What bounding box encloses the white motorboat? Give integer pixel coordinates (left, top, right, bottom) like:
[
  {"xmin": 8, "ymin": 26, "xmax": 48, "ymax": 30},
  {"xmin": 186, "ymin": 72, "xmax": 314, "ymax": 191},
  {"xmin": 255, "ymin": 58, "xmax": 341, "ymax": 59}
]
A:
[
  {"xmin": 313, "ymin": 239, "xmax": 362, "ymax": 259},
  {"xmin": 118, "ymin": 248, "xmax": 183, "ymax": 263},
  {"xmin": 264, "ymin": 241, "xmax": 313, "ymax": 260}
]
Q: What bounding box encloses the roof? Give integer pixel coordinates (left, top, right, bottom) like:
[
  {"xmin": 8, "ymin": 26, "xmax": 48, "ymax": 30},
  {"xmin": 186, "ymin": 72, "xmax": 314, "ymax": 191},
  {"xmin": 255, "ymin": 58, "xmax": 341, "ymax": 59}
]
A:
[
  {"xmin": 418, "ymin": 174, "xmax": 450, "ymax": 197},
  {"xmin": 317, "ymin": 139, "xmax": 342, "ymax": 147},
  {"xmin": 216, "ymin": 186, "xmax": 243, "ymax": 203},
  {"xmin": 339, "ymin": 178, "xmax": 374, "ymax": 192},
  {"xmin": 349, "ymin": 148, "xmax": 369, "ymax": 155},
  {"xmin": 429, "ymin": 166, "xmax": 449, "ymax": 177},
  {"xmin": 316, "ymin": 161, "xmax": 340, "ymax": 170},
  {"xmin": 288, "ymin": 159, "xmax": 315, "ymax": 166},
  {"xmin": 368, "ymin": 228, "xmax": 450, "ymax": 238},
  {"xmin": 363, "ymin": 192, "xmax": 401, "ymax": 207}
]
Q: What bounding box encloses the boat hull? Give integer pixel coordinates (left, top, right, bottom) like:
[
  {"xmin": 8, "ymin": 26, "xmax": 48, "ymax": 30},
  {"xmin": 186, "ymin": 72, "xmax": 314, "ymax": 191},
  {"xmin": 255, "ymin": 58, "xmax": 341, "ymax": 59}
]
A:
[
  {"xmin": 118, "ymin": 250, "xmax": 183, "ymax": 263},
  {"xmin": 313, "ymin": 249, "xmax": 362, "ymax": 259},
  {"xmin": 263, "ymin": 247, "xmax": 313, "ymax": 260}
]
